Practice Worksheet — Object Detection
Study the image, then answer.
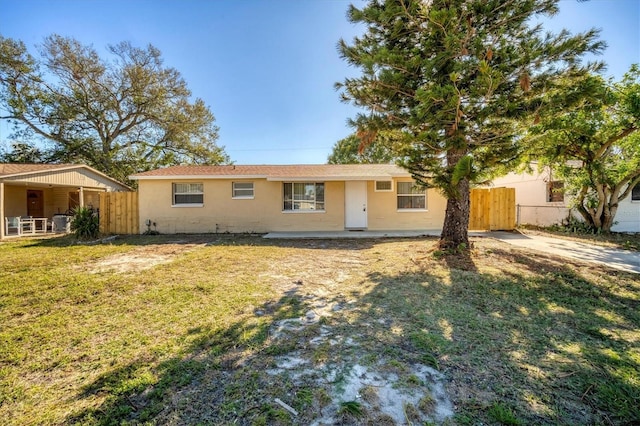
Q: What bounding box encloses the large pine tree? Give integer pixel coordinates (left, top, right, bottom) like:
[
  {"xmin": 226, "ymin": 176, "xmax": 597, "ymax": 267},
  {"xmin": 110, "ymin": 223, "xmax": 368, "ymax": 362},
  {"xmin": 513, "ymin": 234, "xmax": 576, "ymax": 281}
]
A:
[{"xmin": 337, "ymin": 0, "xmax": 604, "ymax": 248}]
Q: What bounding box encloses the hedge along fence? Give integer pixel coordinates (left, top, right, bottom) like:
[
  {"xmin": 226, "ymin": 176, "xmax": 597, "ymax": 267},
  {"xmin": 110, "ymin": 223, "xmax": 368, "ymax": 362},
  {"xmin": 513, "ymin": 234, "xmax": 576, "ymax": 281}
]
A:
[
  {"xmin": 99, "ymin": 192, "xmax": 139, "ymax": 235},
  {"xmin": 469, "ymin": 187, "xmax": 516, "ymax": 231}
]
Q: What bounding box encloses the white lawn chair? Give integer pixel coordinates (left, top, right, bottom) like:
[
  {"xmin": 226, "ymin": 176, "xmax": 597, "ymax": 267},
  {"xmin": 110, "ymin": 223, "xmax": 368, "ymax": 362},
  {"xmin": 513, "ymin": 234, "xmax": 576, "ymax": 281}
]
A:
[{"xmin": 5, "ymin": 216, "xmax": 21, "ymax": 236}]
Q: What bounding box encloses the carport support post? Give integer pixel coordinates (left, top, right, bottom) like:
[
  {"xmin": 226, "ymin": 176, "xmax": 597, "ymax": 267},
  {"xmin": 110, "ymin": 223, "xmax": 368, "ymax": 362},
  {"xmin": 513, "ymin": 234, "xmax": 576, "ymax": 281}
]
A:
[{"xmin": 0, "ymin": 181, "xmax": 5, "ymax": 240}]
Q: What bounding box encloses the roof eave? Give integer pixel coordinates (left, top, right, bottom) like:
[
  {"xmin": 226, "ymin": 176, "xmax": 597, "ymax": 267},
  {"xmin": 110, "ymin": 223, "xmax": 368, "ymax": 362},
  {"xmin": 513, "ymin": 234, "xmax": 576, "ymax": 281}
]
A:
[
  {"xmin": 0, "ymin": 164, "xmax": 81, "ymax": 179},
  {"xmin": 266, "ymin": 175, "xmax": 409, "ymax": 181},
  {"xmin": 130, "ymin": 174, "xmax": 269, "ymax": 180},
  {"xmin": 131, "ymin": 174, "xmax": 412, "ymax": 181},
  {"xmin": 1, "ymin": 164, "xmax": 131, "ymax": 190}
]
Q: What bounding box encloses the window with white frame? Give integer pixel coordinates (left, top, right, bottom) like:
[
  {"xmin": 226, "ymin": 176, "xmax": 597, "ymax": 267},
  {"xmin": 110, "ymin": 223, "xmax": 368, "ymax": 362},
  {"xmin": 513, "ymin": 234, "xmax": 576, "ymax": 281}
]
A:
[
  {"xmin": 397, "ymin": 182, "xmax": 426, "ymax": 210},
  {"xmin": 632, "ymin": 182, "xmax": 640, "ymax": 201},
  {"xmin": 173, "ymin": 183, "xmax": 203, "ymax": 205},
  {"xmin": 283, "ymin": 182, "xmax": 325, "ymax": 211},
  {"xmin": 232, "ymin": 182, "xmax": 254, "ymax": 199},
  {"xmin": 547, "ymin": 181, "xmax": 565, "ymax": 202},
  {"xmin": 375, "ymin": 180, "xmax": 393, "ymax": 192}
]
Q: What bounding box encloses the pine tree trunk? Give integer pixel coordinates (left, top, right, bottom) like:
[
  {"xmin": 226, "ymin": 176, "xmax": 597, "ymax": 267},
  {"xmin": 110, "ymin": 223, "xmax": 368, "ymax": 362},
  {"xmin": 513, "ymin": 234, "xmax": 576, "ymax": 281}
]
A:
[{"xmin": 439, "ymin": 177, "xmax": 470, "ymax": 250}]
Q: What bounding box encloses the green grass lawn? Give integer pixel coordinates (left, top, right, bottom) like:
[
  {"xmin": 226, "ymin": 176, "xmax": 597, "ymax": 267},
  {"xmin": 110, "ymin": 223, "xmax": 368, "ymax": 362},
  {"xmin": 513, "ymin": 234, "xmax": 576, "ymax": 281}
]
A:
[{"xmin": 0, "ymin": 234, "xmax": 638, "ymax": 425}]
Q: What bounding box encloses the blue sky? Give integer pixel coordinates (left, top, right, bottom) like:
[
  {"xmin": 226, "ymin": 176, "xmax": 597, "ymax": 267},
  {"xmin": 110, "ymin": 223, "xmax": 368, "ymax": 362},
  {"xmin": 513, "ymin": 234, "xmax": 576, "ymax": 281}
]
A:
[{"xmin": 0, "ymin": 0, "xmax": 638, "ymax": 165}]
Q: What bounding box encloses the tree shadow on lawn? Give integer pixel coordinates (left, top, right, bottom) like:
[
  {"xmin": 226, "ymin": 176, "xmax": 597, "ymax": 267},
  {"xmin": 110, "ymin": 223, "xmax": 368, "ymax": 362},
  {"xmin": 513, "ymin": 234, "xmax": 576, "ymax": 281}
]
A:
[
  {"xmin": 441, "ymin": 246, "xmax": 479, "ymax": 273},
  {"xmin": 68, "ymin": 284, "xmax": 311, "ymax": 425},
  {"xmin": 490, "ymin": 249, "xmax": 640, "ymax": 422},
  {"xmin": 371, "ymin": 249, "xmax": 639, "ymax": 424},
  {"xmin": 19, "ymin": 232, "xmax": 392, "ymax": 252},
  {"xmin": 65, "ymin": 238, "xmax": 638, "ymax": 425},
  {"xmin": 63, "ymin": 237, "xmax": 447, "ymax": 426}
]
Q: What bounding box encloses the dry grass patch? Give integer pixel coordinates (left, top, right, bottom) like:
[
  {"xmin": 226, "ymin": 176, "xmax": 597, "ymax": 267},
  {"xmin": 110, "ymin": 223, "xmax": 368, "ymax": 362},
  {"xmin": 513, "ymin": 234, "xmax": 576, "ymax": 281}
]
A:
[
  {"xmin": 75, "ymin": 240, "xmax": 208, "ymax": 273},
  {"xmin": 0, "ymin": 234, "xmax": 638, "ymax": 425}
]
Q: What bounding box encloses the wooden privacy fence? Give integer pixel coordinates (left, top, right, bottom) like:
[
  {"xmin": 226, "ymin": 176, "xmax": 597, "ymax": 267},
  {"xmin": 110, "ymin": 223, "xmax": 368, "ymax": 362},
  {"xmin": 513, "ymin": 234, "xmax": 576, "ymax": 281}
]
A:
[
  {"xmin": 99, "ymin": 192, "xmax": 139, "ymax": 235},
  {"xmin": 469, "ymin": 187, "xmax": 516, "ymax": 231}
]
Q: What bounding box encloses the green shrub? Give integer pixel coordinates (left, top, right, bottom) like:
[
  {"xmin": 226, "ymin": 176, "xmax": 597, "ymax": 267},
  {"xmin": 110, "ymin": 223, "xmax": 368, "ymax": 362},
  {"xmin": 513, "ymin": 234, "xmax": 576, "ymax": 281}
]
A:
[
  {"xmin": 71, "ymin": 207, "xmax": 99, "ymax": 239},
  {"xmin": 559, "ymin": 214, "xmax": 601, "ymax": 234}
]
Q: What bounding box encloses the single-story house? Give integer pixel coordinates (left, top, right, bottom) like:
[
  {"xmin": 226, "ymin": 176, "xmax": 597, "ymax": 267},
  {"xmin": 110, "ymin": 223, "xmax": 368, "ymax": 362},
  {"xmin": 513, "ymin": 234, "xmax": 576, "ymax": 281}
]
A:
[
  {"xmin": 489, "ymin": 165, "xmax": 640, "ymax": 233},
  {"xmin": 1, "ymin": 163, "xmax": 130, "ymax": 239},
  {"xmin": 130, "ymin": 164, "xmax": 447, "ymax": 234}
]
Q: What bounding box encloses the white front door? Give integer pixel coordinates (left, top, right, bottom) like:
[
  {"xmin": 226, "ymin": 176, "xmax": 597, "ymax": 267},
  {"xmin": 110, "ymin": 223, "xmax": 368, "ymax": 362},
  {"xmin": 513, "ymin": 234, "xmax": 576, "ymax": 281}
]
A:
[{"xmin": 345, "ymin": 181, "xmax": 368, "ymax": 229}]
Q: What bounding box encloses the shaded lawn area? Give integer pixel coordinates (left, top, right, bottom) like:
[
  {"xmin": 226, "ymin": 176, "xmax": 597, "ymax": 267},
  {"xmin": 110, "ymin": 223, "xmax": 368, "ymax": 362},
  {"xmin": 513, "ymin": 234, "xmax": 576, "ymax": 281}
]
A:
[{"xmin": 0, "ymin": 234, "xmax": 638, "ymax": 425}]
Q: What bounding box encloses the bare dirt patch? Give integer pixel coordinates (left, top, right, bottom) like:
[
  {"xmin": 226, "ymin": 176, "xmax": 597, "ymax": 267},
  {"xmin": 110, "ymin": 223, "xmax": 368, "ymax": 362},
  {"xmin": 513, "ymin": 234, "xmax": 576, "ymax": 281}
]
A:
[
  {"xmin": 256, "ymin": 242, "xmax": 454, "ymax": 424},
  {"xmin": 153, "ymin": 237, "xmax": 458, "ymax": 425},
  {"xmin": 77, "ymin": 241, "xmax": 207, "ymax": 273},
  {"xmin": 266, "ymin": 305, "xmax": 454, "ymax": 425}
]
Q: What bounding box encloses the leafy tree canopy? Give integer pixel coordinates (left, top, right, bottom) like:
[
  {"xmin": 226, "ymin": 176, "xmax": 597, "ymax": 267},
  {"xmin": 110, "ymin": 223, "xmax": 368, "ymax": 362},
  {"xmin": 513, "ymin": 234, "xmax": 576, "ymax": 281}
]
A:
[
  {"xmin": 0, "ymin": 141, "xmax": 45, "ymax": 163},
  {"xmin": 0, "ymin": 34, "xmax": 229, "ymax": 184},
  {"xmin": 524, "ymin": 65, "xmax": 640, "ymax": 232},
  {"xmin": 336, "ymin": 0, "xmax": 604, "ymax": 248},
  {"xmin": 327, "ymin": 131, "xmax": 397, "ymax": 164}
]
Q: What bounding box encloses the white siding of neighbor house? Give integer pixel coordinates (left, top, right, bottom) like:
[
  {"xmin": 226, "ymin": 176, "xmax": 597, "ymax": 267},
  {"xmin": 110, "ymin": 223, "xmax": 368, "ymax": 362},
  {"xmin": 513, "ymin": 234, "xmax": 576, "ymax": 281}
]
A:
[
  {"xmin": 490, "ymin": 168, "xmax": 573, "ymax": 227},
  {"xmin": 491, "ymin": 168, "xmax": 640, "ymax": 232},
  {"xmin": 2, "ymin": 168, "xmax": 128, "ymax": 191},
  {"xmin": 612, "ymin": 199, "xmax": 640, "ymax": 233}
]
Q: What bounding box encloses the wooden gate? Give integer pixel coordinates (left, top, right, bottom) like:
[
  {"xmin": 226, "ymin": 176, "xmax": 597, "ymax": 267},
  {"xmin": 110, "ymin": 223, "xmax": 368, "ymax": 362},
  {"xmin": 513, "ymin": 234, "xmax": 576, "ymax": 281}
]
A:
[
  {"xmin": 99, "ymin": 192, "xmax": 139, "ymax": 235},
  {"xmin": 469, "ymin": 187, "xmax": 515, "ymax": 231}
]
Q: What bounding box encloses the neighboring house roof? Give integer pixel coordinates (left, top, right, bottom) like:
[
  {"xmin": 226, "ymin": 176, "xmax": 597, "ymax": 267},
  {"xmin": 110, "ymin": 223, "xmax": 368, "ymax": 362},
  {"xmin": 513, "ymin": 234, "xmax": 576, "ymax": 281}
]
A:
[
  {"xmin": 130, "ymin": 164, "xmax": 411, "ymax": 181},
  {"xmin": 0, "ymin": 163, "xmax": 130, "ymax": 191},
  {"xmin": 0, "ymin": 163, "xmax": 80, "ymax": 177}
]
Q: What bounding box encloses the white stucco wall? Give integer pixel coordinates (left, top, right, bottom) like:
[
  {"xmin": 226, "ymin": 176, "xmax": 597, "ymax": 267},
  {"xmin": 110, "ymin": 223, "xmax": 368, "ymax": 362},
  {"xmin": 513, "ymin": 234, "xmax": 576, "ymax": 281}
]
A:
[
  {"xmin": 491, "ymin": 167, "xmax": 639, "ymax": 232},
  {"xmin": 611, "ymin": 198, "xmax": 640, "ymax": 233},
  {"xmin": 490, "ymin": 168, "xmax": 571, "ymax": 227}
]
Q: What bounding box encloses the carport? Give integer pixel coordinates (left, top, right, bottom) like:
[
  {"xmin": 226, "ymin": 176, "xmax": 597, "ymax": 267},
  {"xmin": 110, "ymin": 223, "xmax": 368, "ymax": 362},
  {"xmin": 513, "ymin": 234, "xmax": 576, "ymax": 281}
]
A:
[{"xmin": 0, "ymin": 163, "xmax": 130, "ymax": 239}]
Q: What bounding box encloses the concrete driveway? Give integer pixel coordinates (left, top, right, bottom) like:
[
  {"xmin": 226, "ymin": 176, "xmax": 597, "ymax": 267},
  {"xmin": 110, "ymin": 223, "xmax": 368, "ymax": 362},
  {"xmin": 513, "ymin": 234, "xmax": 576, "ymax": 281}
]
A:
[
  {"xmin": 264, "ymin": 230, "xmax": 639, "ymax": 274},
  {"xmin": 488, "ymin": 231, "xmax": 640, "ymax": 274}
]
